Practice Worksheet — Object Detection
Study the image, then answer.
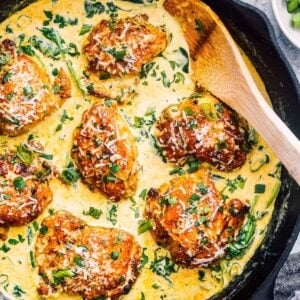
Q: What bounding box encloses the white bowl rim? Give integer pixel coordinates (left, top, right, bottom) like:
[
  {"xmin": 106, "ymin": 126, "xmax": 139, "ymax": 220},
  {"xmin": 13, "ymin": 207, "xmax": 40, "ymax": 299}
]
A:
[{"xmin": 271, "ymin": 0, "xmax": 300, "ymax": 49}]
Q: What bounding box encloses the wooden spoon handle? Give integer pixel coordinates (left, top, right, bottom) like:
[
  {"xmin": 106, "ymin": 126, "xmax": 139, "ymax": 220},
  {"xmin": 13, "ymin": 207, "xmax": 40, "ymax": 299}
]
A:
[{"xmin": 235, "ymin": 84, "xmax": 300, "ymax": 185}]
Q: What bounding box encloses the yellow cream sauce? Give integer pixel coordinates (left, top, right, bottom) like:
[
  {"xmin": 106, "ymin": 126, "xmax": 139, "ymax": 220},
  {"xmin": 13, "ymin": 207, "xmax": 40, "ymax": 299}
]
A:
[{"xmin": 0, "ymin": 0, "xmax": 281, "ymax": 299}]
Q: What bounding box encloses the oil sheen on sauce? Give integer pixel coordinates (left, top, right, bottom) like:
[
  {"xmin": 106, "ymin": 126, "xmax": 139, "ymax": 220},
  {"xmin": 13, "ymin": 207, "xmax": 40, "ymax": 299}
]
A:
[{"xmin": 0, "ymin": 0, "xmax": 281, "ymax": 299}]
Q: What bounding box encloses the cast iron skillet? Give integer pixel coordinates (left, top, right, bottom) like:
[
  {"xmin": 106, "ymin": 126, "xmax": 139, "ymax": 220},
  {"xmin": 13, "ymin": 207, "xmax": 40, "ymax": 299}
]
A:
[{"xmin": 0, "ymin": 0, "xmax": 299, "ymax": 299}]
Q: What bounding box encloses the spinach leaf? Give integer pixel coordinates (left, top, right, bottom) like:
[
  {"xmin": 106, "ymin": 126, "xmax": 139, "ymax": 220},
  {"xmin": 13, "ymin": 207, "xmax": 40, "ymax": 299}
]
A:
[
  {"xmin": 29, "ymin": 35, "xmax": 60, "ymax": 60},
  {"xmin": 84, "ymin": 0, "xmax": 105, "ymax": 18},
  {"xmin": 179, "ymin": 47, "xmax": 189, "ymax": 73},
  {"xmin": 226, "ymin": 215, "xmax": 256, "ymax": 258}
]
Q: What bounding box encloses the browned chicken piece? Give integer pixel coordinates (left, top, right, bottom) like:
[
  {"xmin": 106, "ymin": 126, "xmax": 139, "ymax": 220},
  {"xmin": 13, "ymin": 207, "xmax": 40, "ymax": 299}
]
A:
[
  {"xmin": 35, "ymin": 211, "xmax": 142, "ymax": 300},
  {"xmin": 145, "ymin": 168, "xmax": 249, "ymax": 267},
  {"xmin": 0, "ymin": 39, "xmax": 69, "ymax": 136},
  {"xmin": 84, "ymin": 14, "xmax": 168, "ymax": 77},
  {"xmin": 0, "ymin": 149, "xmax": 53, "ymax": 227},
  {"xmin": 72, "ymin": 102, "xmax": 139, "ymax": 201},
  {"xmin": 154, "ymin": 93, "xmax": 248, "ymax": 171},
  {"xmin": 53, "ymin": 68, "xmax": 72, "ymax": 99}
]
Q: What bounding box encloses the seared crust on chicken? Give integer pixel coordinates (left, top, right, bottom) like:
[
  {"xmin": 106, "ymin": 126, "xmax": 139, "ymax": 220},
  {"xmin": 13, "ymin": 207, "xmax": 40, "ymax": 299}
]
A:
[
  {"xmin": 35, "ymin": 211, "xmax": 142, "ymax": 300},
  {"xmin": 0, "ymin": 40, "xmax": 68, "ymax": 136},
  {"xmin": 145, "ymin": 169, "xmax": 249, "ymax": 267},
  {"xmin": 154, "ymin": 93, "xmax": 247, "ymax": 171},
  {"xmin": 72, "ymin": 102, "xmax": 139, "ymax": 201},
  {"xmin": 0, "ymin": 149, "xmax": 52, "ymax": 227},
  {"xmin": 54, "ymin": 68, "xmax": 72, "ymax": 99},
  {"xmin": 84, "ymin": 14, "xmax": 167, "ymax": 77}
]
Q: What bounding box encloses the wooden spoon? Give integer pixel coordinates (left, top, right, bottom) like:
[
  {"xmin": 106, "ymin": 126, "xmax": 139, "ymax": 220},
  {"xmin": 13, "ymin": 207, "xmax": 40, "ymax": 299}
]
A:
[{"xmin": 164, "ymin": 0, "xmax": 300, "ymax": 185}]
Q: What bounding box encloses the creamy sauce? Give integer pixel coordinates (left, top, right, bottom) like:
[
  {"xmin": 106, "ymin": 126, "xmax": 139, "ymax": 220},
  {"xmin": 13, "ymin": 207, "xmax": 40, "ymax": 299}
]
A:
[{"xmin": 0, "ymin": 0, "xmax": 281, "ymax": 299}]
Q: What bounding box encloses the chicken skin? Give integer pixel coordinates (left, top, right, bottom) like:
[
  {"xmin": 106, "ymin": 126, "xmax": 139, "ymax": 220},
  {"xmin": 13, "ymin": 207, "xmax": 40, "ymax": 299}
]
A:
[
  {"xmin": 72, "ymin": 102, "xmax": 139, "ymax": 201},
  {"xmin": 154, "ymin": 93, "xmax": 248, "ymax": 171},
  {"xmin": 35, "ymin": 211, "xmax": 142, "ymax": 300},
  {"xmin": 0, "ymin": 39, "xmax": 70, "ymax": 136},
  {"xmin": 84, "ymin": 14, "xmax": 167, "ymax": 77},
  {"xmin": 0, "ymin": 148, "xmax": 52, "ymax": 227},
  {"xmin": 145, "ymin": 168, "xmax": 249, "ymax": 267}
]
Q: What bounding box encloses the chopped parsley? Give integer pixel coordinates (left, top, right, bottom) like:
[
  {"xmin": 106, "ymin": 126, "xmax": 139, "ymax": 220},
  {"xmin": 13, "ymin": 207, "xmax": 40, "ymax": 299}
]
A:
[
  {"xmin": 107, "ymin": 204, "xmax": 118, "ymax": 225},
  {"xmin": 2, "ymin": 72, "xmax": 11, "ymax": 84},
  {"xmin": 103, "ymin": 174, "xmax": 117, "ymax": 183},
  {"xmin": 188, "ymin": 194, "xmax": 200, "ymax": 204},
  {"xmin": 39, "ymin": 225, "xmax": 48, "ymax": 235},
  {"xmin": 73, "ymin": 256, "xmax": 85, "ymax": 267},
  {"xmin": 160, "ymin": 194, "xmax": 177, "ymax": 205},
  {"xmin": 198, "ymin": 270, "xmax": 205, "ymax": 281},
  {"xmin": 198, "ymin": 183, "xmax": 208, "ymax": 195},
  {"xmin": 110, "ymin": 164, "xmax": 120, "ymax": 174},
  {"xmin": 61, "ymin": 162, "xmax": 80, "ymax": 184},
  {"xmin": 187, "ymin": 158, "xmax": 200, "ymax": 173},
  {"xmin": 53, "ymin": 14, "xmax": 78, "ymax": 28},
  {"xmin": 195, "ymin": 19, "xmax": 204, "ymax": 32},
  {"xmin": 169, "ymin": 167, "xmax": 185, "ymax": 176},
  {"xmin": 5, "ymin": 25, "xmax": 13, "ymax": 34},
  {"xmin": 224, "ymin": 175, "xmax": 246, "ymax": 193},
  {"xmin": 141, "ymin": 247, "xmax": 149, "ymax": 268},
  {"xmin": 8, "ymin": 239, "xmax": 19, "ymax": 245},
  {"xmin": 13, "ymin": 177, "xmax": 26, "ymax": 191},
  {"xmin": 83, "ymin": 207, "xmax": 102, "ymax": 219},
  {"xmin": 150, "ymin": 249, "xmax": 179, "ymax": 283},
  {"xmin": 110, "ymin": 251, "xmax": 119, "ymax": 260},
  {"xmin": 12, "ymin": 285, "xmax": 25, "ymax": 298},
  {"xmin": 0, "ymin": 243, "xmax": 10, "ymax": 253},
  {"xmin": 23, "ymin": 85, "xmax": 34, "ymax": 97},
  {"xmin": 107, "ymin": 47, "xmax": 126, "ymax": 61}
]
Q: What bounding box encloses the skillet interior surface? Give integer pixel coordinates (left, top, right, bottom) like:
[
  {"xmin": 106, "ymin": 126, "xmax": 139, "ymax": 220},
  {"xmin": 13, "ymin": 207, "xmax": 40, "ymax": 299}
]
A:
[{"xmin": 0, "ymin": 0, "xmax": 299, "ymax": 299}]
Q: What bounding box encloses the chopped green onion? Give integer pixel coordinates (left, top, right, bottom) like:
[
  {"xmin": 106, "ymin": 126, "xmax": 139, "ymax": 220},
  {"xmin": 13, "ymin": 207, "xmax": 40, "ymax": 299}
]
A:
[
  {"xmin": 110, "ymin": 164, "xmax": 120, "ymax": 174},
  {"xmin": 110, "ymin": 251, "xmax": 119, "ymax": 260},
  {"xmin": 30, "ymin": 250, "xmax": 36, "ymax": 268},
  {"xmin": 138, "ymin": 219, "xmax": 152, "ymax": 235},
  {"xmin": 53, "ymin": 269, "xmax": 75, "ymax": 279},
  {"xmin": 254, "ymin": 184, "xmax": 266, "ymax": 194},
  {"xmin": 292, "ymin": 12, "xmax": 300, "ymax": 28}
]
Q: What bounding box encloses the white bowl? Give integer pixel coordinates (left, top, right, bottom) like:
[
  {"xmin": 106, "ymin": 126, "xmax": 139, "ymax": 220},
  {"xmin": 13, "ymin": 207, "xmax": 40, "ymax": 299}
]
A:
[{"xmin": 271, "ymin": 0, "xmax": 300, "ymax": 48}]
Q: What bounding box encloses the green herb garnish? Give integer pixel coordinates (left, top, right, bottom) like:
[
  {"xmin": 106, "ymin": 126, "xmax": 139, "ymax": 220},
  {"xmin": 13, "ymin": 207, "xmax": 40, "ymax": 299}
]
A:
[
  {"xmin": 138, "ymin": 219, "xmax": 152, "ymax": 235},
  {"xmin": 13, "ymin": 177, "xmax": 26, "ymax": 191},
  {"xmin": 254, "ymin": 184, "xmax": 266, "ymax": 194},
  {"xmin": 79, "ymin": 24, "xmax": 92, "ymax": 35},
  {"xmin": 83, "ymin": 207, "xmax": 102, "ymax": 219}
]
